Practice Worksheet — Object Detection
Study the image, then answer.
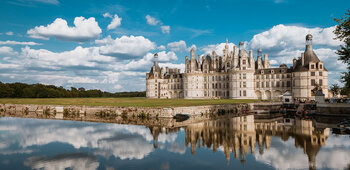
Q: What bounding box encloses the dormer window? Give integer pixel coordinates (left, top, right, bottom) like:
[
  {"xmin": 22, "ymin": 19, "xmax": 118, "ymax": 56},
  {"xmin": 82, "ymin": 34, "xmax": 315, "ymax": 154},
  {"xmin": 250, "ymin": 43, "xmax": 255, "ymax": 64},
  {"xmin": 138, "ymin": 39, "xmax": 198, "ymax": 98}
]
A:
[
  {"xmin": 320, "ymin": 64, "xmax": 323, "ymax": 69},
  {"xmin": 311, "ymin": 64, "xmax": 315, "ymax": 69}
]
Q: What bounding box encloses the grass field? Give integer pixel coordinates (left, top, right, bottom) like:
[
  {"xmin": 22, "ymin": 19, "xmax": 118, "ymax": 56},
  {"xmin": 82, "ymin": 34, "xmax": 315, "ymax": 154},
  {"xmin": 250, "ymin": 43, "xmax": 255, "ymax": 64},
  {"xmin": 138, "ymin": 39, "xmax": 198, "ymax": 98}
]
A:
[{"xmin": 0, "ymin": 98, "xmax": 261, "ymax": 107}]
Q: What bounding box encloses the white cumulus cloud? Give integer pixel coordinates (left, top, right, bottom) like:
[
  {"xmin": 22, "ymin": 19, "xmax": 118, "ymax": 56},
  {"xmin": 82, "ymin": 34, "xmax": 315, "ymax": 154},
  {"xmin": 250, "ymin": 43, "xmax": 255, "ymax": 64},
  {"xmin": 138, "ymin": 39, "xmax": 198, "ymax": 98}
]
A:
[
  {"xmin": 145, "ymin": 15, "xmax": 160, "ymax": 26},
  {"xmin": 96, "ymin": 35, "xmax": 156, "ymax": 59},
  {"xmin": 107, "ymin": 14, "xmax": 122, "ymax": 30},
  {"xmin": 201, "ymin": 42, "xmax": 236, "ymax": 56},
  {"xmin": 5, "ymin": 32, "xmax": 14, "ymax": 36},
  {"xmin": 161, "ymin": 25, "xmax": 170, "ymax": 34},
  {"xmin": 27, "ymin": 17, "xmax": 102, "ymax": 42},
  {"xmin": 249, "ymin": 24, "xmax": 341, "ymax": 50},
  {"xmin": 0, "ymin": 40, "xmax": 41, "ymax": 46},
  {"xmin": 103, "ymin": 12, "xmax": 112, "ymax": 18},
  {"xmin": 167, "ymin": 40, "xmax": 187, "ymax": 52},
  {"xmin": 0, "ymin": 46, "xmax": 18, "ymax": 56}
]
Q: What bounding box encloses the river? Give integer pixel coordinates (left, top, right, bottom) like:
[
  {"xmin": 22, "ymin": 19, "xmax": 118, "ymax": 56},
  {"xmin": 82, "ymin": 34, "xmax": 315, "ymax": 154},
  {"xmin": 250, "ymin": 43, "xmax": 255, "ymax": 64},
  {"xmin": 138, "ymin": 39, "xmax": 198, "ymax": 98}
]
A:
[{"xmin": 0, "ymin": 116, "xmax": 349, "ymax": 170}]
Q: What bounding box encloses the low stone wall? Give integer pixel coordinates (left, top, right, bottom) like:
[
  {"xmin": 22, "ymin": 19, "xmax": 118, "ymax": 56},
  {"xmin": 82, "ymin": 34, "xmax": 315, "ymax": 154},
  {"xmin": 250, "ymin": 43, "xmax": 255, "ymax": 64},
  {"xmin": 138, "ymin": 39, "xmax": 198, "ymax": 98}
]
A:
[
  {"xmin": 0, "ymin": 103, "xmax": 253, "ymax": 119},
  {"xmin": 317, "ymin": 103, "xmax": 350, "ymax": 115},
  {"xmin": 252, "ymin": 102, "xmax": 282, "ymax": 113}
]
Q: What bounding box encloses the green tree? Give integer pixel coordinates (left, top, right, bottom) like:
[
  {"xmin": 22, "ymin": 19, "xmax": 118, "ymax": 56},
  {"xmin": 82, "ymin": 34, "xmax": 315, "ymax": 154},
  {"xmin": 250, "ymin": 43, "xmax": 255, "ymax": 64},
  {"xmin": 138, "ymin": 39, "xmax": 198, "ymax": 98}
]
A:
[
  {"xmin": 330, "ymin": 84, "xmax": 340, "ymax": 96},
  {"xmin": 334, "ymin": 9, "xmax": 350, "ymax": 90}
]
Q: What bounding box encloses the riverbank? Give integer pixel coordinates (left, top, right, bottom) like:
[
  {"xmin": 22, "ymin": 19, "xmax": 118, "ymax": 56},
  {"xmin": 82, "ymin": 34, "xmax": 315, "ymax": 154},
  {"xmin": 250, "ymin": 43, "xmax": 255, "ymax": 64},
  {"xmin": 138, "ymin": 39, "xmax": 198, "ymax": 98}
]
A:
[{"xmin": 0, "ymin": 98, "xmax": 261, "ymax": 107}]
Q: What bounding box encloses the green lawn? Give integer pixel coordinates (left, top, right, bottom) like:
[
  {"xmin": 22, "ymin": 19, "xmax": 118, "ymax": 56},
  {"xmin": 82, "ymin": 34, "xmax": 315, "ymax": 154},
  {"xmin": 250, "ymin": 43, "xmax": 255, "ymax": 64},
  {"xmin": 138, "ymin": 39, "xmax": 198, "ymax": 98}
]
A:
[{"xmin": 0, "ymin": 98, "xmax": 261, "ymax": 107}]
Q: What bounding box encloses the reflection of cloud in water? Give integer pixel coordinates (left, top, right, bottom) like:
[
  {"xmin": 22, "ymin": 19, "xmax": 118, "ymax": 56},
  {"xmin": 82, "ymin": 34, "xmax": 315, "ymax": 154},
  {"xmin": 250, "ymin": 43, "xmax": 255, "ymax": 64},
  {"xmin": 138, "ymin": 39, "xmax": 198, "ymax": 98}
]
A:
[
  {"xmin": 167, "ymin": 143, "xmax": 186, "ymax": 154},
  {"xmin": 254, "ymin": 139, "xmax": 309, "ymax": 170},
  {"xmin": 24, "ymin": 153, "xmax": 99, "ymax": 170},
  {"xmin": 0, "ymin": 118, "xmax": 177, "ymax": 160},
  {"xmin": 316, "ymin": 149, "xmax": 350, "ymax": 169},
  {"xmin": 94, "ymin": 133, "xmax": 153, "ymax": 160},
  {"xmin": 254, "ymin": 136, "xmax": 350, "ymax": 170}
]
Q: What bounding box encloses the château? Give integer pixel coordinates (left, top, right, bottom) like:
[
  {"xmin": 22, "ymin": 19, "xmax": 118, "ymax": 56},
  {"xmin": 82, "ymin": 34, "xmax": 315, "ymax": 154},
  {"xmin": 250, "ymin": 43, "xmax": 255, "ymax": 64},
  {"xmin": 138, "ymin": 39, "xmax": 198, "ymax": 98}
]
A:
[{"xmin": 146, "ymin": 34, "xmax": 328, "ymax": 99}]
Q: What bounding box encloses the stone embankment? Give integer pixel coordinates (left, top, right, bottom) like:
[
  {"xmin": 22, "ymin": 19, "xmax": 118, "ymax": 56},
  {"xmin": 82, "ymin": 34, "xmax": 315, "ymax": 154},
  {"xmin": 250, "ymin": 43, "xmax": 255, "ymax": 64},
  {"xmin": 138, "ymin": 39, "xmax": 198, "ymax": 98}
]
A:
[
  {"xmin": 316, "ymin": 103, "xmax": 350, "ymax": 116},
  {"xmin": 0, "ymin": 103, "xmax": 254, "ymax": 119}
]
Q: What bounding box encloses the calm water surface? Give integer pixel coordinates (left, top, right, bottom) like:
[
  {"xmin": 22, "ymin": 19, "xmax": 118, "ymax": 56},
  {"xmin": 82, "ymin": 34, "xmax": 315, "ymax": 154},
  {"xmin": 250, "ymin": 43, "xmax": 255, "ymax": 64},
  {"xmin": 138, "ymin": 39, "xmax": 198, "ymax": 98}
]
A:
[{"xmin": 0, "ymin": 116, "xmax": 349, "ymax": 170}]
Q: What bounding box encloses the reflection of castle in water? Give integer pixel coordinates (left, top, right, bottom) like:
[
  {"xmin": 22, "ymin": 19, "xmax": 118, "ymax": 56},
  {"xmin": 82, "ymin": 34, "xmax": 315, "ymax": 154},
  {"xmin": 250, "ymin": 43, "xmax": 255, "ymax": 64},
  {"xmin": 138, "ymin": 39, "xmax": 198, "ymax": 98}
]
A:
[{"xmin": 183, "ymin": 115, "xmax": 329, "ymax": 169}]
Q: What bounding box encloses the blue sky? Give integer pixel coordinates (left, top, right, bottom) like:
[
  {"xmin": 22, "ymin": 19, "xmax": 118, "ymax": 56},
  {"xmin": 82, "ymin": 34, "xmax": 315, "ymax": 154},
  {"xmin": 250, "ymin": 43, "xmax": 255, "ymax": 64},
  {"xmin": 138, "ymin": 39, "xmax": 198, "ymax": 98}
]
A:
[{"xmin": 0, "ymin": 0, "xmax": 349, "ymax": 92}]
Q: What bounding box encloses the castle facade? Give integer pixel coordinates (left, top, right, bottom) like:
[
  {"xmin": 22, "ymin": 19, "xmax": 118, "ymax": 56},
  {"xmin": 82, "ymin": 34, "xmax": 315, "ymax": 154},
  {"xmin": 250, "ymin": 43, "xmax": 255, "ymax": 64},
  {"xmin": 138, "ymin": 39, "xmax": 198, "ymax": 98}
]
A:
[{"xmin": 146, "ymin": 34, "xmax": 328, "ymax": 99}]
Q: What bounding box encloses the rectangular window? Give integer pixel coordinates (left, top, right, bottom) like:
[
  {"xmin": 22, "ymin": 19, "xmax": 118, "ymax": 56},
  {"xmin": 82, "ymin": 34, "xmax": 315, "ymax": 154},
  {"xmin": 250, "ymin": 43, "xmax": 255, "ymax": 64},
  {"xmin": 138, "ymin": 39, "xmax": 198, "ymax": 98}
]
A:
[
  {"xmin": 311, "ymin": 72, "xmax": 315, "ymax": 76},
  {"xmin": 257, "ymin": 75, "xmax": 259, "ymax": 79},
  {"xmin": 311, "ymin": 79, "xmax": 315, "ymax": 86},
  {"xmin": 311, "ymin": 64, "xmax": 315, "ymax": 69},
  {"xmin": 243, "ymin": 82, "xmax": 246, "ymax": 88},
  {"xmin": 266, "ymin": 82, "xmax": 269, "ymax": 88},
  {"xmin": 256, "ymin": 82, "xmax": 260, "ymax": 88},
  {"xmin": 287, "ymin": 81, "xmax": 291, "ymax": 87},
  {"xmin": 319, "ymin": 79, "xmax": 323, "ymax": 86},
  {"xmin": 243, "ymin": 73, "xmax": 246, "ymax": 79},
  {"xmin": 319, "ymin": 72, "xmax": 323, "ymax": 76},
  {"xmin": 243, "ymin": 60, "xmax": 246, "ymax": 64},
  {"xmin": 243, "ymin": 90, "xmax": 247, "ymax": 96},
  {"xmin": 320, "ymin": 64, "xmax": 323, "ymax": 69},
  {"xmin": 276, "ymin": 74, "xmax": 280, "ymax": 79},
  {"xmin": 271, "ymin": 81, "xmax": 274, "ymax": 87},
  {"xmin": 261, "ymin": 82, "xmax": 264, "ymax": 88},
  {"xmin": 287, "ymin": 74, "xmax": 291, "ymax": 78},
  {"xmin": 282, "ymin": 81, "xmax": 285, "ymax": 87},
  {"xmin": 276, "ymin": 81, "xmax": 280, "ymax": 87}
]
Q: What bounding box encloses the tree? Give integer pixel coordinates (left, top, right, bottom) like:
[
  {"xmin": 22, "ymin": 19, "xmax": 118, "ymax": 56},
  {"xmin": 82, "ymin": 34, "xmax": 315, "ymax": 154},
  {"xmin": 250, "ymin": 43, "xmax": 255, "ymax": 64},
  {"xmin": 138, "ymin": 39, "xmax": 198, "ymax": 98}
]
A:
[
  {"xmin": 330, "ymin": 84, "xmax": 340, "ymax": 96},
  {"xmin": 334, "ymin": 9, "xmax": 350, "ymax": 89}
]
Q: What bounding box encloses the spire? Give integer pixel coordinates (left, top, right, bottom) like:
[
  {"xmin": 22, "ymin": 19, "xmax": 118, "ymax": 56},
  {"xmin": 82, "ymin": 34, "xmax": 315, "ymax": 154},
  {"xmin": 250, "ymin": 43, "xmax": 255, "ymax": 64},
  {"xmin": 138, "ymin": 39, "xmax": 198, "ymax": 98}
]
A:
[
  {"xmin": 257, "ymin": 48, "xmax": 262, "ymax": 57},
  {"xmin": 239, "ymin": 41, "xmax": 244, "ymax": 51},
  {"xmin": 190, "ymin": 47, "xmax": 196, "ymax": 60},
  {"xmin": 154, "ymin": 53, "xmax": 158, "ymax": 65},
  {"xmin": 225, "ymin": 38, "xmax": 229, "ymax": 49}
]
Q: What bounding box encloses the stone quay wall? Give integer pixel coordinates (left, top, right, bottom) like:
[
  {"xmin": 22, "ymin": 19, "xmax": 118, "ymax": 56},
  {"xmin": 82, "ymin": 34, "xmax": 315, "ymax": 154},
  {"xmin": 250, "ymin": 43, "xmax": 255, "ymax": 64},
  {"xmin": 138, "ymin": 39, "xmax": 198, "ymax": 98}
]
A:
[
  {"xmin": 0, "ymin": 103, "xmax": 255, "ymax": 119},
  {"xmin": 316, "ymin": 103, "xmax": 350, "ymax": 115}
]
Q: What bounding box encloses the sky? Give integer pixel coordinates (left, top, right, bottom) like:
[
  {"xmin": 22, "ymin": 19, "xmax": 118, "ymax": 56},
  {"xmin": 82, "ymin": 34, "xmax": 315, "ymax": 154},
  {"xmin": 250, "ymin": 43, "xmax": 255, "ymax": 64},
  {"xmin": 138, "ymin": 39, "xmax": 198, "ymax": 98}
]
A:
[{"xmin": 0, "ymin": 0, "xmax": 349, "ymax": 92}]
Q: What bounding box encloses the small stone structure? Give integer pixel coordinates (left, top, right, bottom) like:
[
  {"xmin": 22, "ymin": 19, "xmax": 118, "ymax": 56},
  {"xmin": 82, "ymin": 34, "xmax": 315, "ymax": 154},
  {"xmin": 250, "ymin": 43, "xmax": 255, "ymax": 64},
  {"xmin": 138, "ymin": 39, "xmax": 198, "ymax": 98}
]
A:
[
  {"xmin": 315, "ymin": 91, "xmax": 325, "ymax": 103},
  {"xmin": 282, "ymin": 91, "xmax": 293, "ymax": 104}
]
